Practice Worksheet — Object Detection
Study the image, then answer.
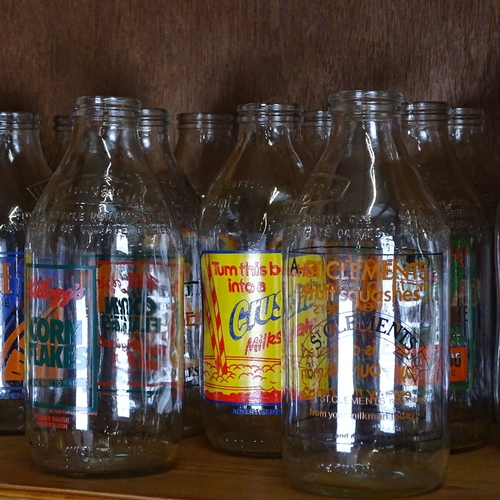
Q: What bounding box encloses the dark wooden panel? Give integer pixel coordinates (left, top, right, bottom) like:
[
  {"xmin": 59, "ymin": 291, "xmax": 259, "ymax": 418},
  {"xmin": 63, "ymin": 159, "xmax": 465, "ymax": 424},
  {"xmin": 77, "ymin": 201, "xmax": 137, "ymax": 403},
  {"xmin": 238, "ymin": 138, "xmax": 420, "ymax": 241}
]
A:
[{"xmin": 0, "ymin": 0, "xmax": 499, "ymax": 157}]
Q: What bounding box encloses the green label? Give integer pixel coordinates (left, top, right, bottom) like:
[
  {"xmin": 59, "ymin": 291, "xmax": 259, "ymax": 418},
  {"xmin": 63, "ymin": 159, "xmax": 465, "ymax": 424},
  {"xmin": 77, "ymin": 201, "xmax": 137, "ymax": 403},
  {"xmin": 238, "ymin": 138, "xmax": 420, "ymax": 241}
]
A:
[{"xmin": 449, "ymin": 238, "xmax": 476, "ymax": 390}]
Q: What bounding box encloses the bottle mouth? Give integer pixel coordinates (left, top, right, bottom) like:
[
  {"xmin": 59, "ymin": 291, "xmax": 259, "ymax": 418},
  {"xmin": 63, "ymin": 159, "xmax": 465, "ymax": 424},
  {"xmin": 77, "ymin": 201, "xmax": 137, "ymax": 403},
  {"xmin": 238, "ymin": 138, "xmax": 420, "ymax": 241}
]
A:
[
  {"xmin": 302, "ymin": 110, "xmax": 331, "ymax": 126},
  {"xmin": 236, "ymin": 103, "xmax": 303, "ymax": 123},
  {"xmin": 402, "ymin": 101, "xmax": 449, "ymax": 121},
  {"xmin": 0, "ymin": 112, "xmax": 40, "ymax": 129},
  {"xmin": 176, "ymin": 113, "xmax": 234, "ymax": 128},
  {"xmin": 448, "ymin": 107, "xmax": 485, "ymax": 125},
  {"xmin": 328, "ymin": 90, "xmax": 404, "ymax": 113},
  {"xmin": 72, "ymin": 96, "xmax": 141, "ymax": 118},
  {"xmin": 139, "ymin": 108, "xmax": 171, "ymax": 127}
]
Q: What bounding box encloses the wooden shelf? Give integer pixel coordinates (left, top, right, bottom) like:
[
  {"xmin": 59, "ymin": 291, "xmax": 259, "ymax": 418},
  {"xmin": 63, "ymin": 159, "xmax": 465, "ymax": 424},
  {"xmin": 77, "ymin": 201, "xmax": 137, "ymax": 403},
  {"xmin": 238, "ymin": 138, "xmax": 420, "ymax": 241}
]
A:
[{"xmin": 0, "ymin": 430, "xmax": 499, "ymax": 500}]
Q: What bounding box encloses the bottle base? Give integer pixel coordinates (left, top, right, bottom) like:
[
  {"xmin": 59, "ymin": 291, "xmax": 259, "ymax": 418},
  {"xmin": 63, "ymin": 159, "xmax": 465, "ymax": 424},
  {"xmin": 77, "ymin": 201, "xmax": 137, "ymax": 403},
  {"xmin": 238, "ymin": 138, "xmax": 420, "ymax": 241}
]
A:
[
  {"xmin": 0, "ymin": 403, "xmax": 25, "ymax": 435},
  {"xmin": 283, "ymin": 438, "xmax": 448, "ymax": 498},
  {"xmin": 288, "ymin": 470, "xmax": 442, "ymax": 499},
  {"xmin": 28, "ymin": 430, "xmax": 180, "ymax": 477},
  {"xmin": 205, "ymin": 422, "xmax": 282, "ymax": 457},
  {"xmin": 450, "ymin": 415, "xmax": 492, "ymax": 453},
  {"xmin": 206, "ymin": 432, "xmax": 282, "ymax": 457},
  {"xmin": 203, "ymin": 403, "xmax": 282, "ymax": 456},
  {"xmin": 32, "ymin": 456, "xmax": 172, "ymax": 478}
]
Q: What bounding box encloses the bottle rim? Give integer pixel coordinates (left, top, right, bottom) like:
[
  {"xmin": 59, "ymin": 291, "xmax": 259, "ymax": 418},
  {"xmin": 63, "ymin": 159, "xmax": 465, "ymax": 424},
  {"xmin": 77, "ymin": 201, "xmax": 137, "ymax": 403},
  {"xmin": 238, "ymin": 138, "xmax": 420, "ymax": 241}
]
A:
[
  {"xmin": 448, "ymin": 107, "xmax": 485, "ymax": 124},
  {"xmin": 176, "ymin": 112, "xmax": 234, "ymax": 128},
  {"xmin": 72, "ymin": 96, "xmax": 141, "ymax": 117},
  {"xmin": 302, "ymin": 110, "xmax": 331, "ymax": 126},
  {"xmin": 328, "ymin": 90, "xmax": 404, "ymax": 113},
  {"xmin": 402, "ymin": 101, "xmax": 449, "ymax": 121},
  {"xmin": 236, "ymin": 102, "xmax": 303, "ymax": 122},
  {"xmin": 139, "ymin": 108, "xmax": 172, "ymax": 127},
  {"xmin": 0, "ymin": 112, "xmax": 39, "ymax": 129}
]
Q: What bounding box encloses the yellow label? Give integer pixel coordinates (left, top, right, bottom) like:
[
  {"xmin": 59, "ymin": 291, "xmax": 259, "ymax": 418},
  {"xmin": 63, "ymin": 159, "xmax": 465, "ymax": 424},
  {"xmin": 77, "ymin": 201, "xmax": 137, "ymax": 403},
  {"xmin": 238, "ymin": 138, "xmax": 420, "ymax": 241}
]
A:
[{"xmin": 201, "ymin": 251, "xmax": 282, "ymax": 404}]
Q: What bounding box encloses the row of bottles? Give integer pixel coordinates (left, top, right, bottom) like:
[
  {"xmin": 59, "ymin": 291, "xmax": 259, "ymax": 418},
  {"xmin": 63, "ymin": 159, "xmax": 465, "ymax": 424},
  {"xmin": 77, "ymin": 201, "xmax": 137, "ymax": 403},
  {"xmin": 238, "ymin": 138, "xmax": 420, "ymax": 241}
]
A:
[
  {"xmin": 0, "ymin": 92, "xmax": 498, "ymax": 498},
  {"xmin": 47, "ymin": 108, "xmax": 331, "ymax": 196}
]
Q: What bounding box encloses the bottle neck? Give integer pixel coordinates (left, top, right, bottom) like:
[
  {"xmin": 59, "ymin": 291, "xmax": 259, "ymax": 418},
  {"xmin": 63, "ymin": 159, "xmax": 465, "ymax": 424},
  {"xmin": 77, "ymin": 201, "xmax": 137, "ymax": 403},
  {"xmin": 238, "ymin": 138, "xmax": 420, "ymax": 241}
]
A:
[
  {"xmin": 70, "ymin": 114, "xmax": 141, "ymax": 159},
  {"xmin": 138, "ymin": 124, "xmax": 165, "ymax": 149},
  {"xmin": 402, "ymin": 114, "xmax": 455, "ymax": 161},
  {"xmin": 326, "ymin": 91, "xmax": 407, "ymax": 161},
  {"xmin": 236, "ymin": 103, "xmax": 301, "ymax": 144},
  {"xmin": 303, "ymin": 110, "xmax": 331, "ymax": 130},
  {"xmin": 237, "ymin": 119, "xmax": 295, "ymax": 146},
  {"xmin": 449, "ymin": 120, "xmax": 485, "ymax": 145},
  {"xmin": 68, "ymin": 96, "xmax": 142, "ymax": 156},
  {"xmin": 176, "ymin": 113, "xmax": 234, "ymax": 146},
  {"xmin": 330, "ymin": 108, "xmax": 407, "ymax": 161},
  {"xmin": 0, "ymin": 113, "xmax": 43, "ymax": 155}
]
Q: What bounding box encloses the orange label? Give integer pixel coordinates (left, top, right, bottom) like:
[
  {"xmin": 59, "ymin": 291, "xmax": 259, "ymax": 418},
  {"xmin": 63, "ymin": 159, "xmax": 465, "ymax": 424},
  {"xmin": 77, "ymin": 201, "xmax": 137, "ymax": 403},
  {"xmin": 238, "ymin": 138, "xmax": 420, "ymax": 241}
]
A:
[
  {"xmin": 201, "ymin": 251, "xmax": 282, "ymax": 404},
  {"xmin": 450, "ymin": 346, "xmax": 468, "ymax": 383}
]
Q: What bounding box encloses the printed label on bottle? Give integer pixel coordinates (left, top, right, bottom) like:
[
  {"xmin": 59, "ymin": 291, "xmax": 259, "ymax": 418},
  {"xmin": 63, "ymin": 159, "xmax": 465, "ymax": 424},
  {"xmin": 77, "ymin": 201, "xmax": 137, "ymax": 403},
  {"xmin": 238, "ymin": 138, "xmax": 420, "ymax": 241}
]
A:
[
  {"xmin": 95, "ymin": 257, "xmax": 182, "ymax": 393},
  {"xmin": 27, "ymin": 262, "xmax": 96, "ymax": 412},
  {"xmin": 286, "ymin": 250, "xmax": 444, "ymax": 445},
  {"xmin": 183, "ymin": 230, "xmax": 202, "ymax": 389},
  {"xmin": 201, "ymin": 251, "xmax": 282, "ymax": 405},
  {"xmin": 0, "ymin": 252, "xmax": 25, "ymax": 394},
  {"xmin": 184, "ymin": 278, "xmax": 201, "ymax": 388},
  {"xmin": 449, "ymin": 239, "xmax": 476, "ymax": 390},
  {"xmin": 27, "ymin": 256, "xmax": 182, "ymax": 417}
]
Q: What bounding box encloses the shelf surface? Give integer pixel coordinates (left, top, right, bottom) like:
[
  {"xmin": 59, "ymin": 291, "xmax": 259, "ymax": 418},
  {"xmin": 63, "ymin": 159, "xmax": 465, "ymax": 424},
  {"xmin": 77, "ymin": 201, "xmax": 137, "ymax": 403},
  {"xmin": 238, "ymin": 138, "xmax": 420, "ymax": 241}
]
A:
[{"xmin": 0, "ymin": 430, "xmax": 499, "ymax": 499}]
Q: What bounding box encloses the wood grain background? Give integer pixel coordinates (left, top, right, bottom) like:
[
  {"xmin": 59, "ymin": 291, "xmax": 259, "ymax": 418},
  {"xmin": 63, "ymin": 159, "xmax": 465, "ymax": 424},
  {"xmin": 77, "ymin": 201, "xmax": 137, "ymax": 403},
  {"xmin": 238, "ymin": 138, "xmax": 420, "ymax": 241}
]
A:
[{"xmin": 0, "ymin": 0, "xmax": 499, "ymax": 158}]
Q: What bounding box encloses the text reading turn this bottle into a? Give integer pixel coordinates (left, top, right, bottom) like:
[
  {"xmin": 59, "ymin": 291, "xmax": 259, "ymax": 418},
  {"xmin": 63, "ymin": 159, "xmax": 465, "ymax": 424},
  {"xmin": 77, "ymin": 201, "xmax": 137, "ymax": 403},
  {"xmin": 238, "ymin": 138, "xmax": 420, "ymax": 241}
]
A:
[
  {"xmin": 283, "ymin": 91, "xmax": 450, "ymax": 498},
  {"xmin": 199, "ymin": 103, "xmax": 305, "ymax": 455},
  {"xmin": 0, "ymin": 112, "xmax": 52, "ymax": 433},
  {"xmin": 25, "ymin": 96, "xmax": 184, "ymax": 476}
]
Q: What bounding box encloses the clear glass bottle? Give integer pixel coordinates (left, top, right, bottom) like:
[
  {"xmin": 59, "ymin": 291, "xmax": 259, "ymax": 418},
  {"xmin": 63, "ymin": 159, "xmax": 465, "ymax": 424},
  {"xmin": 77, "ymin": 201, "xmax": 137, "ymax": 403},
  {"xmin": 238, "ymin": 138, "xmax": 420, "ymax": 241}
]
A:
[
  {"xmin": 402, "ymin": 101, "xmax": 493, "ymax": 453},
  {"xmin": 47, "ymin": 114, "xmax": 73, "ymax": 172},
  {"xmin": 199, "ymin": 102, "xmax": 306, "ymax": 456},
  {"xmin": 0, "ymin": 111, "xmax": 52, "ymax": 433},
  {"xmin": 174, "ymin": 113, "xmax": 235, "ymax": 199},
  {"xmin": 283, "ymin": 90, "xmax": 450, "ymax": 497},
  {"xmin": 449, "ymin": 107, "xmax": 500, "ymax": 380},
  {"xmin": 301, "ymin": 110, "xmax": 332, "ymax": 164},
  {"xmin": 25, "ymin": 96, "xmax": 184, "ymax": 476},
  {"xmin": 138, "ymin": 108, "xmax": 203, "ymax": 437}
]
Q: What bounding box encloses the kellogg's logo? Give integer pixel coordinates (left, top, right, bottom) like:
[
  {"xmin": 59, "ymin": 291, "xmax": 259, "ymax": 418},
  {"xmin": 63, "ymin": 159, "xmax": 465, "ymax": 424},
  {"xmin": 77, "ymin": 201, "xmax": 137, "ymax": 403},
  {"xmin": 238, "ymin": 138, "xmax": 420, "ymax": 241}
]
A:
[{"xmin": 28, "ymin": 278, "xmax": 86, "ymax": 307}]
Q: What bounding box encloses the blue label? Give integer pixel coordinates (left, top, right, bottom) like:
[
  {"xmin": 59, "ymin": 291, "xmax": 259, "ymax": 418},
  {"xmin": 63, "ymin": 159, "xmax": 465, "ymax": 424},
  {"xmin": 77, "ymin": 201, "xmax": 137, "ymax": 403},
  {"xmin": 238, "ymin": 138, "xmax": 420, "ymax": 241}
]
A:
[{"xmin": 0, "ymin": 252, "xmax": 25, "ymax": 389}]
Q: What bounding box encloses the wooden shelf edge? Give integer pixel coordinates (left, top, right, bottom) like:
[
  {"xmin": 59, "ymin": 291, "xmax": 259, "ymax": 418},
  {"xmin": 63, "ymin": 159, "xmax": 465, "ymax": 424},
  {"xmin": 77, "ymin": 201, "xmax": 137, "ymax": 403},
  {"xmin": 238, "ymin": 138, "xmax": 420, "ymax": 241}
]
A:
[{"xmin": 0, "ymin": 484, "xmax": 169, "ymax": 500}]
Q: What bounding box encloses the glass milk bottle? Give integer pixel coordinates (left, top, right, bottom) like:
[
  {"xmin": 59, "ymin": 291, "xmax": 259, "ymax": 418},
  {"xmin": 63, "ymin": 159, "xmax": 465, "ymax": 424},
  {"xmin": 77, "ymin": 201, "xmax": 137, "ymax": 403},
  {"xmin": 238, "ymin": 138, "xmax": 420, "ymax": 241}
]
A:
[
  {"xmin": 283, "ymin": 90, "xmax": 450, "ymax": 497},
  {"xmin": 402, "ymin": 101, "xmax": 493, "ymax": 452},
  {"xmin": 199, "ymin": 103, "xmax": 305, "ymax": 455},
  {"xmin": 138, "ymin": 107, "xmax": 203, "ymax": 437},
  {"xmin": 25, "ymin": 96, "xmax": 184, "ymax": 475},
  {"xmin": 0, "ymin": 111, "xmax": 52, "ymax": 433}
]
